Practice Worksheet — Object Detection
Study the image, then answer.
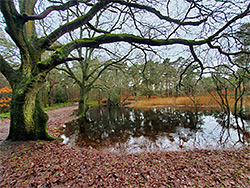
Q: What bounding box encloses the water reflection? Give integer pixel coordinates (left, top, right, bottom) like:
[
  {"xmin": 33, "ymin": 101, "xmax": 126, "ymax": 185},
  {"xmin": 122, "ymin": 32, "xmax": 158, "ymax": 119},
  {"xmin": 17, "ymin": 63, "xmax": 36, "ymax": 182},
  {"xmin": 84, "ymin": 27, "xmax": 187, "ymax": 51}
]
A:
[{"xmin": 61, "ymin": 106, "xmax": 250, "ymax": 153}]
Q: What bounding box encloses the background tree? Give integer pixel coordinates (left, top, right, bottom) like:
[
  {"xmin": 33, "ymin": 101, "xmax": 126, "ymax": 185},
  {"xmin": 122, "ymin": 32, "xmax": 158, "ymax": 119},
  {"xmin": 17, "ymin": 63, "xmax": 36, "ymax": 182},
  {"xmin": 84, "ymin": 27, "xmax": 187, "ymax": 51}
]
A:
[
  {"xmin": 180, "ymin": 63, "xmax": 202, "ymax": 110},
  {"xmin": 234, "ymin": 23, "xmax": 250, "ymax": 116},
  {"xmin": 55, "ymin": 3, "xmax": 134, "ymax": 116},
  {"xmin": 127, "ymin": 63, "xmax": 143, "ymax": 99},
  {"xmin": 140, "ymin": 59, "xmax": 164, "ymax": 98}
]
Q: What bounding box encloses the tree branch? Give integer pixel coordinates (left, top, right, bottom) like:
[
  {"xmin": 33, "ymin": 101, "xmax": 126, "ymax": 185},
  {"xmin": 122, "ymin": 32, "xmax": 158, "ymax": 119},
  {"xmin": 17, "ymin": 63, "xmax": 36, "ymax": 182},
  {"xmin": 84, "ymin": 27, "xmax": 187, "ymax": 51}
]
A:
[
  {"xmin": 40, "ymin": 0, "xmax": 110, "ymax": 49},
  {"xmin": 189, "ymin": 45, "xmax": 204, "ymax": 80},
  {"xmin": 207, "ymin": 41, "xmax": 250, "ymax": 56},
  {"xmin": 56, "ymin": 64, "xmax": 81, "ymax": 86},
  {"xmin": 0, "ymin": 1, "xmax": 28, "ymax": 51},
  {"xmin": 86, "ymin": 60, "xmax": 122, "ymax": 90},
  {"xmin": 0, "ymin": 54, "xmax": 16, "ymax": 85},
  {"xmin": 111, "ymin": 0, "xmax": 208, "ymax": 26},
  {"xmin": 38, "ymin": 33, "xmax": 208, "ymax": 72},
  {"xmin": 61, "ymin": 33, "xmax": 208, "ymax": 53},
  {"xmin": 207, "ymin": 3, "xmax": 250, "ymax": 41},
  {"xmin": 86, "ymin": 48, "xmax": 132, "ymax": 89},
  {"xmin": 23, "ymin": 0, "xmax": 83, "ymax": 21},
  {"xmin": 87, "ymin": 22, "xmax": 110, "ymax": 34}
]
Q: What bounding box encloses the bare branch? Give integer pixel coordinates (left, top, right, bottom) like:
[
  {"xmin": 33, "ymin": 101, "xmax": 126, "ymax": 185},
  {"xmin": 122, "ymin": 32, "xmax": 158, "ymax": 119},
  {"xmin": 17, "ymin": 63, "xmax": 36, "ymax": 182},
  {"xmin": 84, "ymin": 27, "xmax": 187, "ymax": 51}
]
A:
[
  {"xmin": 0, "ymin": 54, "xmax": 16, "ymax": 85},
  {"xmin": 86, "ymin": 47, "xmax": 133, "ymax": 88},
  {"xmin": 56, "ymin": 62, "xmax": 82, "ymax": 86},
  {"xmin": 111, "ymin": 0, "xmax": 208, "ymax": 26},
  {"xmin": 207, "ymin": 41, "xmax": 250, "ymax": 56},
  {"xmin": 23, "ymin": 0, "xmax": 84, "ymax": 21},
  {"xmin": 40, "ymin": 0, "xmax": 110, "ymax": 49},
  {"xmin": 189, "ymin": 45, "xmax": 204, "ymax": 83},
  {"xmin": 208, "ymin": 3, "xmax": 250, "ymax": 41},
  {"xmin": 87, "ymin": 22, "xmax": 110, "ymax": 34}
]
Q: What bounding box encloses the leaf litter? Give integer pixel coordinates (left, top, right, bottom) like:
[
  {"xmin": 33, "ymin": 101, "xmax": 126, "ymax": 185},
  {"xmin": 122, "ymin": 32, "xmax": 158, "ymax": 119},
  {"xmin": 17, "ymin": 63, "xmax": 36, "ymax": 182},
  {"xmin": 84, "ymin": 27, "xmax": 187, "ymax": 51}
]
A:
[{"xmin": 0, "ymin": 140, "xmax": 249, "ymax": 187}]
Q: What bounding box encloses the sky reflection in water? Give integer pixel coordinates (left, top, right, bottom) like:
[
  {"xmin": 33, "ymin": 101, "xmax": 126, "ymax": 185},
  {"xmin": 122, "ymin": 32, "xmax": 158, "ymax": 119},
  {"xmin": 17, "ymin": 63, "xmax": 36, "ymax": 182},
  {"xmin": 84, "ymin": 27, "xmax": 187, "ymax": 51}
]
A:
[{"xmin": 61, "ymin": 106, "xmax": 250, "ymax": 153}]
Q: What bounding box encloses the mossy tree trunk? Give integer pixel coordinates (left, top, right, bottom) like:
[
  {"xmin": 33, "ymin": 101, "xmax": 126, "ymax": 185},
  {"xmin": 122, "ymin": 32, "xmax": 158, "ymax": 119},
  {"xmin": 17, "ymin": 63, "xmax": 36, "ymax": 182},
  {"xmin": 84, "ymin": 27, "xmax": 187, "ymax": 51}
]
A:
[
  {"xmin": 8, "ymin": 83, "xmax": 52, "ymax": 140},
  {"xmin": 78, "ymin": 84, "xmax": 89, "ymax": 118},
  {"xmin": 7, "ymin": 56, "xmax": 54, "ymax": 140},
  {"xmin": 0, "ymin": 0, "xmax": 109, "ymax": 140},
  {"xmin": 5, "ymin": 50, "xmax": 58, "ymax": 140},
  {"xmin": 77, "ymin": 48, "xmax": 92, "ymax": 118}
]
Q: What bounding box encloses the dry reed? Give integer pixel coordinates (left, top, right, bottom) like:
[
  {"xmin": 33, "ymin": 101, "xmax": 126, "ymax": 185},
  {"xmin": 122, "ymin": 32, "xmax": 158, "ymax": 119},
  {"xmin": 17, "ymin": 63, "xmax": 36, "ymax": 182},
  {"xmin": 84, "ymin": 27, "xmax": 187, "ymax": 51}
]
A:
[{"xmin": 129, "ymin": 95, "xmax": 249, "ymax": 109}]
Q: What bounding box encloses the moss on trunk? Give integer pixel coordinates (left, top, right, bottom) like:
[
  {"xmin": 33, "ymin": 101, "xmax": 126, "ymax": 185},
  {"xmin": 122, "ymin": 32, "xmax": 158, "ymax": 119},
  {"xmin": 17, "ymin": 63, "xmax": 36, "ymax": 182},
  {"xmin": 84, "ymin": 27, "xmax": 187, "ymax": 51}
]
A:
[
  {"xmin": 7, "ymin": 78, "xmax": 54, "ymax": 141},
  {"xmin": 78, "ymin": 86, "xmax": 88, "ymax": 118}
]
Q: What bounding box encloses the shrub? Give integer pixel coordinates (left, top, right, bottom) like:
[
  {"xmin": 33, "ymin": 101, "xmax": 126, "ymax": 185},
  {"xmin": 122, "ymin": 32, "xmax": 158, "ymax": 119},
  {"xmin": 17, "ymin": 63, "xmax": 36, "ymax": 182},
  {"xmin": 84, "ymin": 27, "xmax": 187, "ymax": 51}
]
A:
[
  {"xmin": 0, "ymin": 86, "xmax": 12, "ymax": 113},
  {"xmin": 54, "ymin": 88, "xmax": 67, "ymax": 104}
]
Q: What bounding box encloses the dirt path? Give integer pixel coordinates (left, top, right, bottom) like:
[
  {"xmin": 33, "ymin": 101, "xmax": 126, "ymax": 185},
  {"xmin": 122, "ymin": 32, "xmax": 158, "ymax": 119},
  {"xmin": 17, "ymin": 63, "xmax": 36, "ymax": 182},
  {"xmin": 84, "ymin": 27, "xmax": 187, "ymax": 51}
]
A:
[
  {"xmin": 0, "ymin": 118, "xmax": 10, "ymax": 141},
  {"xmin": 0, "ymin": 103, "xmax": 78, "ymax": 141}
]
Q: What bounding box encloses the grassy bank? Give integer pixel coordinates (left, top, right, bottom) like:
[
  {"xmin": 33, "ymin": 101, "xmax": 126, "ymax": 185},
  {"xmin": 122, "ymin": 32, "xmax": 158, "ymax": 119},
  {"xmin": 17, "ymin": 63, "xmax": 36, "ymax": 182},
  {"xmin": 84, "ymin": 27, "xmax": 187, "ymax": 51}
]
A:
[{"xmin": 43, "ymin": 101, "xmax": 74, "ymax": 111}]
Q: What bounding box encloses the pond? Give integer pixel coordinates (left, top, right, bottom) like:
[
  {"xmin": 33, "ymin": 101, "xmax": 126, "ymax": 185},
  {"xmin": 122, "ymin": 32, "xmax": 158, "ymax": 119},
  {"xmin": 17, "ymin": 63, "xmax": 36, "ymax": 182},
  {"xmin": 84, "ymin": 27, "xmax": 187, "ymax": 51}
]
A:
[{"xmin": 61, "ymin": 106, "xmax": 250, "ymax": 153}]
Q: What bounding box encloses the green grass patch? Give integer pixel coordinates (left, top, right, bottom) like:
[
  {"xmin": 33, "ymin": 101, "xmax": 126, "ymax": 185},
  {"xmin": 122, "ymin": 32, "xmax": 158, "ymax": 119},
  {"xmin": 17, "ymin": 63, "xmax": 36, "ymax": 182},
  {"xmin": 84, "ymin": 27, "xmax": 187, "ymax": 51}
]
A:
[
  {"xmin": 0, "ymin": 112, "xmax": 10, "ymax": 119},
  {"xmin": 43, "ymin": 101, "xmax": 74, "ymax": 111},
  {"xmin": 86, "ymin": 100, "xmax": 98, "ymax": 106}
]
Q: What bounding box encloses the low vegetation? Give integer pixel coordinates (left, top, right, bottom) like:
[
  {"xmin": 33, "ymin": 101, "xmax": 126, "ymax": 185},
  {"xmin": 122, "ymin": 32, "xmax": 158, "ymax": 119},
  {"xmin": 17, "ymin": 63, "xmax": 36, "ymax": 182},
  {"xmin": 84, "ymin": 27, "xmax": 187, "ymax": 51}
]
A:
[
  {"xmin": 129, "ymin": 95, "xmax": 250, "ymax": 110},
  {"xmin": 42, "ymin": 102, "xmax": 74, "ymax": 111}
]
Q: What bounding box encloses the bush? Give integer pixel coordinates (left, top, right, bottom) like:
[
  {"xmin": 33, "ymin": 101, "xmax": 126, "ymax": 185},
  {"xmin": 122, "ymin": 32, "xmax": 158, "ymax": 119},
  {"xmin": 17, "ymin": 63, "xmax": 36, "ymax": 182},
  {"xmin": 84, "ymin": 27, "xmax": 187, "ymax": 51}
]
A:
[
  {"xmin": 108, "ymin": 89, "xmax": 121, "ymax": 106},
  {"xmin": 0, "ymin": 86, "xmax": 11, "ymax": 113},
  {"xmin": 54, "ymin": 88, "xmax": 67, "ymax": 104}
]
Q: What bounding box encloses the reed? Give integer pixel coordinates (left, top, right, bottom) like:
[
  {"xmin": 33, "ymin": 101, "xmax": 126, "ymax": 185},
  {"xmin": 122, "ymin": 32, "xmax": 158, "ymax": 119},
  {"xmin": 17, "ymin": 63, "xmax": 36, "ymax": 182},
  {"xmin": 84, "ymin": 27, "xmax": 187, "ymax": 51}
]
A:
[{"xmin": 129, "ymin": 95, "xmax": 250, "ymax": 109}]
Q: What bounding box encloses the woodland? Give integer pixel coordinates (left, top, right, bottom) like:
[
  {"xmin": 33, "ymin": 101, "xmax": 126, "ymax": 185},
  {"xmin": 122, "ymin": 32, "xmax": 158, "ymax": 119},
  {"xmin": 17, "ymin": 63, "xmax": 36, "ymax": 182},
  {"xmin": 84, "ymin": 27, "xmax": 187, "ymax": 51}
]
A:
[{"xmin": 0, "ymin": 0, "xmax": 250, "ymax": 187}]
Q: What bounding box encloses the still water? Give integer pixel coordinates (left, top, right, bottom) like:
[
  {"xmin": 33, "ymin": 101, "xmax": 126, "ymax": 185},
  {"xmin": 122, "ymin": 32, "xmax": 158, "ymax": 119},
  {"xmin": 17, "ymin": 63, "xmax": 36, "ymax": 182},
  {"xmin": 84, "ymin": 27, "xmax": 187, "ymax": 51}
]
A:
[{"xmin": 61, "ymin": 106, "xmax": 250, "ymax": 153}]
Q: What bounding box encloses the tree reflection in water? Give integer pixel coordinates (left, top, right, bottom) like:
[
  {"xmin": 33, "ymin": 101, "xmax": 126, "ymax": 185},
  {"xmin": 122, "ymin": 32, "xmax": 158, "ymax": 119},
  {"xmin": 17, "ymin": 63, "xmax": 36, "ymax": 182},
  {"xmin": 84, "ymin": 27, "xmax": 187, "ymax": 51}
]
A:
[{"xmin": 61, "ymin": 106, "xmax": 250, "ymax": 153}]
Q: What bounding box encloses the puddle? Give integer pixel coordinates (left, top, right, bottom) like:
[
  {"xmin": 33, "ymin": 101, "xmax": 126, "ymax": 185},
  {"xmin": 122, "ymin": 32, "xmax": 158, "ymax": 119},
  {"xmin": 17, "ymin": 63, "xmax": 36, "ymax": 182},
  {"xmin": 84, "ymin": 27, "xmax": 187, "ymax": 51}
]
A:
[{"xmin": 61, "ymin": 106, "xmax": 250, "ymax": 153}]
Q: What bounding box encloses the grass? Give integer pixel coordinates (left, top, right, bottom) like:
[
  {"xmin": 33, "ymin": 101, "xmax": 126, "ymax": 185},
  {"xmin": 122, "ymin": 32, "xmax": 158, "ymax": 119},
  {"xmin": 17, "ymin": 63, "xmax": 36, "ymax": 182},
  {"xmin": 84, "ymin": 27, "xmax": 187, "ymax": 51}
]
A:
[
  {"xmin": 129, "ymin": 95, "xmax": 250, "ymax": 110},
  {"xmin": 86, "ymin": 100, "xmax": 98, "ymax": 106},
  {"xmin": 0, "ymin": 100, "xmax": 99, "ymax": 119},
  {"xmin": 0, "ymin": 112, "xmax": 10, "ymax": 119},
  {"xmin": 43, "ymin": 102, "xmax": 74, "ymax": 111},
  {"xmin": 129, "ymin": 96, "xmax": 219, "ymax": 107}
]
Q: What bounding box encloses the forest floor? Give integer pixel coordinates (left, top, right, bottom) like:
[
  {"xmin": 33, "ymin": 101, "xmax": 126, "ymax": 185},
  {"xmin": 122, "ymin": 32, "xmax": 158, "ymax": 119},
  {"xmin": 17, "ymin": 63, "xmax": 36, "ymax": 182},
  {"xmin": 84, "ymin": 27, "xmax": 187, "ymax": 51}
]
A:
[{"xmin": 0, "ymin": 104, "xmax": 250, "ymax": 187}]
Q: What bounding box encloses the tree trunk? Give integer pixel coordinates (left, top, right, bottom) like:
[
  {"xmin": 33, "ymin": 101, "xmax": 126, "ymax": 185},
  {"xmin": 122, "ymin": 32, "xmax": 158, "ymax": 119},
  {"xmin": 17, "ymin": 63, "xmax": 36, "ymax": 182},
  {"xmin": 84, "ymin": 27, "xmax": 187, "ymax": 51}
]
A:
[
  {"xmin": 78, "ymin": 86, "xmax": 88, "ymax": 118},
  {"xmin": 7, "ymin": 78, "xmax": 53, "ymax": 141}
]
